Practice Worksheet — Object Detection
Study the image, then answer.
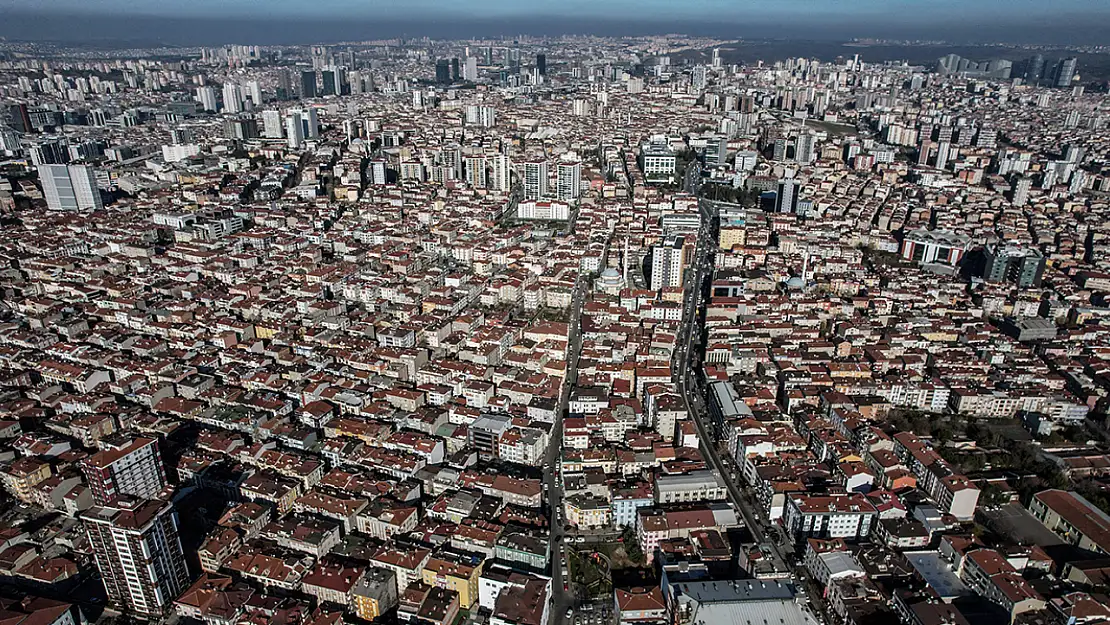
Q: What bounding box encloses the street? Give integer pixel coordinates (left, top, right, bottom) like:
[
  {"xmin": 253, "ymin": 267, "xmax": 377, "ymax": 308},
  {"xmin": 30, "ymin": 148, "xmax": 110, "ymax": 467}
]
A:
[
  {"xmin": 546, "ymin": 273, "xmax": 587, "ymax": 625},
  {"xmin": 677, "ymin": 198, "xmax": 792, "ymax": 572}
]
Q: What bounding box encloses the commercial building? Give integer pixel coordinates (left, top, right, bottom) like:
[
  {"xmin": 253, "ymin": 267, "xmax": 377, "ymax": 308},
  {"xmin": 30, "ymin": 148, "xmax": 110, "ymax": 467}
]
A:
[
  {"xmin": 640, "ymin": 142, "xmax": 677, "ymax": 183},
  {"xmin": 983, "ymin": 244, "xmax": 1045, "ymax": 288},
  {"xmin": 776, "ymin": 178, "xmax": 798, "ymax": 214},
  {"xmin": 900, "ymin": 229, "xmax": 972, "ymax": 266},
  {"xmin": 665, "ymin": 579, "xmax": 816, "ymax": 625},
  {"xmin": 1054, "ymin": 58, "xmax": 1078, "ymax": 88},
  {"xmin": 300, "ymin": 71, "xmax": 317, "ymax": 98},
  {"xmin": 39, "ymin": 164, "xmax": 102, "ymax": 211},
  {"xmin": 655, "ymin": 471, "xmax": 727, "ymax": 505}
]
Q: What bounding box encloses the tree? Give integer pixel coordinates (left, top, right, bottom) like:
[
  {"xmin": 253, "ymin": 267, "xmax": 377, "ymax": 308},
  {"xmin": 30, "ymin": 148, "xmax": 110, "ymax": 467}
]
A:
[
  {"xmin": 621, "ymin": 526, "xmax": 644, "ymax": 563},
  {"xmin": 979, "ymin": 482, "xmax": 1012, "ymax": 507}
]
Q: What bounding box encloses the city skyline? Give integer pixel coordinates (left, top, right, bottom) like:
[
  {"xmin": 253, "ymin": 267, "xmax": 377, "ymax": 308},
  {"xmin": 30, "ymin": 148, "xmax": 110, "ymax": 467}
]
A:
[
  {"xmin": 3, "ymin": 0, "xmax": 1110, "ymax": 45},
  {"xmin": 9, "ymin": 0, "xmax": 1110, "ymax": 20}
]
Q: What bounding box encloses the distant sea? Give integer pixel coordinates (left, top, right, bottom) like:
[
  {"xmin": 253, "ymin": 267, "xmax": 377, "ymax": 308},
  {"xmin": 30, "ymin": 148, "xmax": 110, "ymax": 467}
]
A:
[{"xmin": 3, "ymin": 10, "xmax": 1110, "ymax": 48}]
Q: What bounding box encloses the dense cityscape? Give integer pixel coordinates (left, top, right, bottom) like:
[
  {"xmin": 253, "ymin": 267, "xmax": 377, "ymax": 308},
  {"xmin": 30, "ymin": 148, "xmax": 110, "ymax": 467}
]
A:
[{"xmin": 0, "ymin": 24, "xmax": 1109, "ymax": 625}]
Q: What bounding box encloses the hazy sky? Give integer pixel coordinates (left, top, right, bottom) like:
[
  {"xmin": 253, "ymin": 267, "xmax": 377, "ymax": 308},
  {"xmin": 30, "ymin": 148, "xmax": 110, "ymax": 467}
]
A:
[{"xmin": 7, "ymin": 0, "xmax": 1110, "ymax": 21}]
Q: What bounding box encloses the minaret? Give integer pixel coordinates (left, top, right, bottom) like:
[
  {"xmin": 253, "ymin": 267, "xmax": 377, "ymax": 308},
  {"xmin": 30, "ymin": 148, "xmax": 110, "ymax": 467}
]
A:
[{"xmin": 801, "ymin": 251, "xmax": 810, "ymax": 284}]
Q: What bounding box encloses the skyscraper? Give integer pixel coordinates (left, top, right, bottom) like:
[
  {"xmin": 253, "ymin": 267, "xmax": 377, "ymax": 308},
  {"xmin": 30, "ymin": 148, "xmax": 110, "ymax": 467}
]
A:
[
  {"xmin": 536, "ymin": 53, "xmax": 547, "ymax": 76},
  {"xmin": 465, "ymin": 155, "xmax": 488, "ymax": 188},
  {"xmin": 300, "ymin": 70, "xmax": 317, "ymax": 98},
  {"xmin": 196, "ymin": 86, "xmax": 218, "ymax": 112},
  {"xmin": 262, "ymin": 110, "xmax": 284, "ymax": 139},
  {"xmin": 557, "ymin": 159, "xmax": 582, "ymax": 201},
  {"xmin": 917, "ymin": 140, "xmax": 933, "ymax": 167},
  {"xmin": 79, "ymin": 436, "xmax": 167, "ymax": 506},
  {"xmin": 322, "ymin": 69, "xmax": 337, "ymax": 96},
  {"xmin": 301, "ymin": 108, "xmax": 320, "ymax": 139},
  {"xmin": 491, "ymin": 154, "xmax": 512, "ymax": 191},
  {"xmin": 222, "ymin": 82, "xmax": 243, "ymax": 114},
  {"xmin": 522, "ymin": 160, "xmax": 548, "ymax": 199},
  {"xmin": 451, "ymin": 58, "xmax": 461, "ymax": 82},
  {"xmin": 650, "ymin": 235, "xmax": 688, "ymax": 291},
  {"xmin": 935, "ymin": 141, "xmax": 951, "ymax": 170},
  {"xmin": 82, "ymin": 497, "xmax": 190, "ymax": 618},
  {"xmin": 692, "ymin": 65, "xmax": 708, "ymax": 91},
  {"xmin": 463, "ymin": 57, "xmax": 479, "ymax": 82},
  {"xmin": 1025, "ymin": 54, "xmax": 1045, "ymax": 84},
  {"xmin": 6, "ymin": 103, "xmax": 32, "ymax": 133},
  {"xmin": 436, "ymin": 59, "xmax": 451, "ymax": 85},
  {"xmin": 245, "ymin": 80, "xmax": 264, "ymax": 108},
  {"xmin": 39, "ymin": 164, "xmax": 102, "ymax": 211},
  {"xmin": 276, "ymin": 70, "xmax": 293, "ymax": 100},
  {"xmin": 1054, "ymin": 58, "xmax": 1077, "ymax": 88},
  {"xmin": 286, "ymin": 111, "xmax": 305, "ymax": 148},
  {"xmin": 772, "ymin": 138, "xmax": 787, "ymax": 162},
  {"xmin": 776, "ymin": 178, "xmax": 798, "ymax": 213},
  {"xmin": 795, "ymin": 132, "xmax": 816, "ymax": 165}
]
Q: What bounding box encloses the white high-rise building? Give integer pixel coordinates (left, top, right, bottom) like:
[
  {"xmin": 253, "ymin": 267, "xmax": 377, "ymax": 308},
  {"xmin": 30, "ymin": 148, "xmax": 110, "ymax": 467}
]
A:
[
  {"xmin": 935, "ymin": 141, "xmax": 951, "ymax": 170},
  {"xmin": 522, "ymin": 160, "xmax": 548, "ymax": 199},
  {"xmin": 1012, "ymin": 176, "xmax": 1032, "ymax": 206},
  {"xmin": 196, "ymin": 86, "xmax": 218, "ymax": 112},
  {"xmin": 463, "ymin": 57, "xmax": 479, "ymax": 82},
  {"xmin": 369, "ymin": 158, "xmax": 388, "ymax": 185},
  {"xmin": 650, "ymin": 235, "xmax": 687, "ymax": 291},
  {"xmin": 557, "ymin": 159, "xmax": 582, "ymax": 201},
  {"xmin": 40, "ymin": 164, "xmax": 102, "ymax": 211},
  {"xmin": 222, "ymin": 82, "xmax": 243, "ymax": 113},
  {"xmin": 286, "ymin": 111, "xmax": 305, "ymax": 148},
  {"xmin": 245, "ymin": 80, "xmax": 264, "ymax": 108},
  {"xmin": 162, "ymin": 144, "xmax": 200, "ymax": 163},
  {"xmin": 491, "ymin": 154, "xmax": 512, "ymax": 191},
  {"xmin": 261, "ymin": 110, "xmax": 283, "ymax": 139},
  {"xmin": 465, "ymin": 105, "xmax": 496, "ymax": 127},
  {"xmin": 734, "ymin": 150, "xmax": 759, "ymax": 171}
]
